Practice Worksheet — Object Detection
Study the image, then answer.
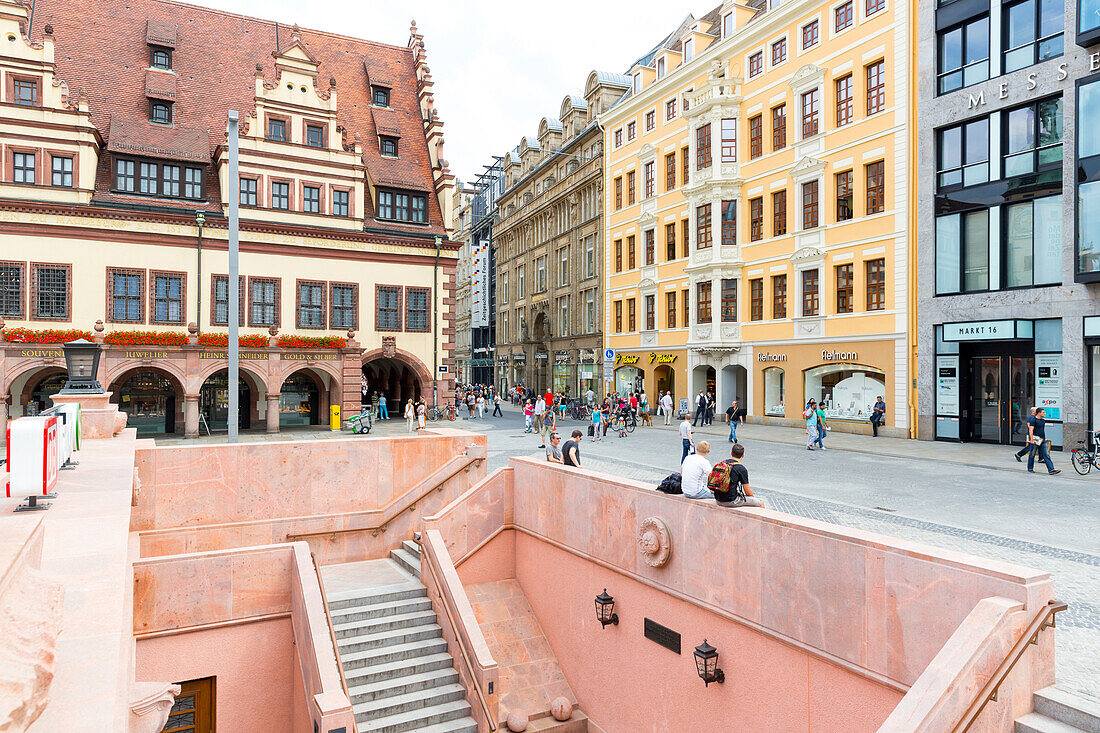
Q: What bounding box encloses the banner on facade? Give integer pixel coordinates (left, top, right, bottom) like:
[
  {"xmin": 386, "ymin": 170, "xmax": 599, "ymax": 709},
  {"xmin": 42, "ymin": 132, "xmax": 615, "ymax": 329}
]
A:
[
  {"xmin": 1035, "ymin": 353, "xmax": 1062, "ymax": 420},
  {"xmin": 936, "ymin": 356, "xmax": 960, "ymax": 416}
]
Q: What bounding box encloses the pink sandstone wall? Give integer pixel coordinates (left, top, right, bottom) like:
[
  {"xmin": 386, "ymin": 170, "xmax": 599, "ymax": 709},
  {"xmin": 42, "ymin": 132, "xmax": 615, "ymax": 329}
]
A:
[
  {"xmin": 424, "ymin": 467, "xmax": 513, "ymax": 565},
  {"xmin": 132, "ymin": 431, "xmax": 487, "ymax": 563},
  {"xmin": 136, "ymin": 620, "xmax": 299, "ymax": 733},
  {"xmin": 516, "ymin": 533, "xmax": 903, "ymax": 733}
]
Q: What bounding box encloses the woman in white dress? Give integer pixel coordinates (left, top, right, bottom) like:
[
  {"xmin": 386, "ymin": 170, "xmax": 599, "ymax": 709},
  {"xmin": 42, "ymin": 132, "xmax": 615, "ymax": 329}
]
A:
[
  {"xmin": 416, "ymin": 400, "xmax": 427, "ymax": 430},
  {"xmin": 404, "ymin": 399, "xmax": 415, "ymax": 433}
]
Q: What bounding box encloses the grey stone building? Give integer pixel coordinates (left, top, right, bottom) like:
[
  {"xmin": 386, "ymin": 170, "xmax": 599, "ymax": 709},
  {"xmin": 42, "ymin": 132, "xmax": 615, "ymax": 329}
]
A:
[{"xmin": 917, "ymin": 0, "xmax": 1100, "ymax": 448}]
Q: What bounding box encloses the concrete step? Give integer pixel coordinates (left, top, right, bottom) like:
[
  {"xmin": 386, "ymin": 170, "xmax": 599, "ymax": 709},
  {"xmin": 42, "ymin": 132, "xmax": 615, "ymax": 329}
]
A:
[
  {"xmin": 348, "ymin": 667, "xmax": 459, "ymax": 705},
  {"xmin": 355, "ymin": 698, "xmax": 472, "ymax": 733},
  {"xmin": 331, "ymin": 596, "xmax": 433, "ymax": 624},
  {"xmin": 334, "ymin": 609, "xmax": 438, "ymax": 639},
  {"xmin": 414, "ymin": 718, "xmax": 477, "ymax": 733},
  {"xmin": 344, "ymin": 652, "xmax": 456, "ymax": 687},
  {"xmin": 1016, "ymin": 713, "xmax": 1088, "ymax": 733},
  {"xmin": 402, "ymin": 539, "xmax": 421, "ymax": 559},
  {"xmin": 1035, "ymin": 687, "xmax": 1100, "ymax": 732},
  {"xmin": 340, "ymin": 638, "xmax": 449, "ymax": 670},
  {"xmin": 353, "ymin": 682, "xmax": 466, "ymax": 721},
  {"xmin": 338, "ymin": 623, "xmax": 442, "ymax": 655},
  {"xmin": 389, "ymin": 548, "xmax": 420, "ymax": 578},
  {"xmin": 327, "ymin": 582, "xmax": 426, "ymax": 611}
]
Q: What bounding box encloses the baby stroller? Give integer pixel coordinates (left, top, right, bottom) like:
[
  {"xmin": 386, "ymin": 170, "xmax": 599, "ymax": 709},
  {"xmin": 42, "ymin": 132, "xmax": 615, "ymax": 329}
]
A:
[{"xmin": 346, "ymin": 410, "xmax": 373, "ymax": 434}]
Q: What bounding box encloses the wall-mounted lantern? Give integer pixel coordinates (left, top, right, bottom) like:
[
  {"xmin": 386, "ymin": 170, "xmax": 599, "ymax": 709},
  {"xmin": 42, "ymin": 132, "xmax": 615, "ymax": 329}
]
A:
[
  {"xmin": 693, "ymin": 640, "xmax": 725, "ymax": 686},
  {"xmin": 594, "ymin": 589, "xmax": 619, "ymax": 628}
]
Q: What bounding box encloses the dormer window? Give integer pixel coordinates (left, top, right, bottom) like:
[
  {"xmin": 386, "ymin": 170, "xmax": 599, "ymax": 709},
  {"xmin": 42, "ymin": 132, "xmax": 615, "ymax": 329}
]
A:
[
  {"xmin": 633, "ymin": 73, "xmax": 641, "ymax": 93},
  {"xmin": 657, "ymin": 58, "xmax": 666, "ymax": 78},
  {"xmin": 684, "ymin": 38, "xmax": 695, "ymax": 61},
  {"xmin": 150, "ymin": 101, "xmax": 172, "ymax": 124},
  {"xmin": 380, "ymin": 136, "xmax": 399, "ymax": 157},
  {"xmin": 372, "ymin": 86, "xmax": 390, "ymax": 107},
  {"xmin": 150, "ymin": 47, "xmax": 171, "ymax": 70},
  {"xmin": 306, "ymin": 124, "xmax": 325, "ymax": 148},
  {"xmin": 267, "ymin": 118, "xmax": 286, "ymax": 141},
  {"xmin": 723, "ymin": 13, "xmax": 734, "ymax": 37},
  {"xmin": 13, "ymin": 78, "xmax": 38, "ymax": 106},
  {"xmin": 377, "ymin": 189, "xmax": 428, "ymax": 223}
]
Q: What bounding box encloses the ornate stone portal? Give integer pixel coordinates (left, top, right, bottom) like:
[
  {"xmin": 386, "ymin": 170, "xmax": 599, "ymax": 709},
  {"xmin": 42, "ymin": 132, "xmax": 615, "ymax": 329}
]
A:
[{"xmin": 637, "ymin": 517, "xmax": 672, "ymax": 567}]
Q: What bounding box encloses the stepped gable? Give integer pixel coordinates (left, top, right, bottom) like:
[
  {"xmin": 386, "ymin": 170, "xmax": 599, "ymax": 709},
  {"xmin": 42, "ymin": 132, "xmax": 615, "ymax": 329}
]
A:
[{"xmin": 27, "ymin": 0, "xmax": 444, "ymax": 230}]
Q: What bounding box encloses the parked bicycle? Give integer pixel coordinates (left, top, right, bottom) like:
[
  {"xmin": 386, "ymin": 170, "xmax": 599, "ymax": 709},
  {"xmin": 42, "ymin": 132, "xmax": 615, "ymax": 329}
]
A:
[
  {"xmin": 1071, "ymin": 431, "xmax": 1100, "ymax": 474},
  {"xmin": 568, "ymin": 400, "xmax": 591, "ymax": 421},
  {"xmin": 427, "ymin": 404, "xmax": 458, "ymax": 422}
]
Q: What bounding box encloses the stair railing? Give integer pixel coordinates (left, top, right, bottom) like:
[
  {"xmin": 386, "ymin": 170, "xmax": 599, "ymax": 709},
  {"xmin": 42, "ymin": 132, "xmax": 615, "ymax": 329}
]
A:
[
  {"xmin": 954, "ymin": 599, "xmax": 1067, "ymax": 732},
  {"xmin": 419, "ymin": 531, "xmax": 498, "ymax": 731},
  {"xmin": 288, "ymin": 444, "xmax": 485, "ymax": 544},
  {"xmin": 312, "ymin": 553, "xmax": 356, "ymax": 733}
]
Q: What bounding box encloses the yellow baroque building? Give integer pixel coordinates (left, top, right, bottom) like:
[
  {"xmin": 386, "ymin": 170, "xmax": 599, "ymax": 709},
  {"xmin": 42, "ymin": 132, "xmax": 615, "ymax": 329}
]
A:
[{"xmin": 601, "ymin": 0, "xmax": 913, "ymax": 436}]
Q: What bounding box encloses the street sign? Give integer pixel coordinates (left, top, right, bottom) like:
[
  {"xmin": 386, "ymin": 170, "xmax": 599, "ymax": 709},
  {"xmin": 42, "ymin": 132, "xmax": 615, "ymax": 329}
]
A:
[{"xmin": 604, "ymin": 348, "xmax": 615, "ymax": 361}]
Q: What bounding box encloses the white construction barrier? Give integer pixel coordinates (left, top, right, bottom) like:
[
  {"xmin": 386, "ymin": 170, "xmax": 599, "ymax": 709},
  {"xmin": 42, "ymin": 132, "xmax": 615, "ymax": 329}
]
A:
[{"xmin": 6, "ymin": 416, "xmax": 59, "ymax": 498}]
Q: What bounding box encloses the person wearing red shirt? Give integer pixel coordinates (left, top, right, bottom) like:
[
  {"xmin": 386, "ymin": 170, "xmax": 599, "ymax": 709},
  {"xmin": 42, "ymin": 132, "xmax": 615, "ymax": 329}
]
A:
[{"xmin": 544, "ymin": 390, "xmax": 553, "ymax": 408}]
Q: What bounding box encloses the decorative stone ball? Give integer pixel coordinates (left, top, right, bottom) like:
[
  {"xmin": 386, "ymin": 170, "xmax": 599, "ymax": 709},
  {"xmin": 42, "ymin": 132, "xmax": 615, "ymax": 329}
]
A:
[
  {"xmin": 346, "ymin": 330, "xmax": 356, "ymax": 340},
  {"xmin": 267, "ymin": 325, "xmax": 278, "ymax": 336},
  {"xmin": 94, "ymin": 319, "xmax": 105, "ymax": 333},
  {"xmin": 187, "ymin": 322, "xmax": 198, "ymax": 335},
  {"xmin": 551, "ymin": 697, "xmax": 572, "ymax": 722},
  {"xmin": 505, "ymin": 711, "xmax": 528, "ymax": 732}
]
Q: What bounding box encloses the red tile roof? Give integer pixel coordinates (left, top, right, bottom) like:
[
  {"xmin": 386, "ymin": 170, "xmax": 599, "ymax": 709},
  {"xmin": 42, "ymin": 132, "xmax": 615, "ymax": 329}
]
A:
[{"xmin": 28, "ymin": 0, "xmax": 445, "ymax": 232}]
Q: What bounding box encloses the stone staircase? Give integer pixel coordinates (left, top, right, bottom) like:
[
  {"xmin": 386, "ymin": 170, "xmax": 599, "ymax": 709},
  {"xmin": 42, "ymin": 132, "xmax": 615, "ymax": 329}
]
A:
[
  {"xmin": 327, "ymin": 543, "xmax": 477, "ymax": 733},
  {"xmin": 1016, "ymin": 686, "xmax": 1100, "ymax": 733}
]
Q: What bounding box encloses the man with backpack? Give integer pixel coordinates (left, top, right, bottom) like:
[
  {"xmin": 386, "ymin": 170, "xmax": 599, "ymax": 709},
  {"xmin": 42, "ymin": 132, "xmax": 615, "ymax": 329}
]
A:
[{"xmin": 707, "ymin": 443, "xmax": 765, "ymax": 508}]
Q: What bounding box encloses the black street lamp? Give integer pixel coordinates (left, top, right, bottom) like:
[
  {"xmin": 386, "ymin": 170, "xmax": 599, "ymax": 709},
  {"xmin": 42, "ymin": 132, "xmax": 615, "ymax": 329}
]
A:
[
  {"xmin": 594, "ymin": 589, "xmax": 619, "ymax": 628},
  {"xmin": 61, "ymin": 339, "xmax": 103, "ymax": 393},
  {"xmin": 693, "ymin": 640, "xmax": 725, "ymax": 686}
]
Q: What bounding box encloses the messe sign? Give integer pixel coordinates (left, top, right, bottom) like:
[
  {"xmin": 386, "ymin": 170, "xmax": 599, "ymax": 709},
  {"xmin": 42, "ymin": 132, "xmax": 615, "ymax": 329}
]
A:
[{"xmin": 7, "ymin": 416, "xmax": 59, "ymax": 497}]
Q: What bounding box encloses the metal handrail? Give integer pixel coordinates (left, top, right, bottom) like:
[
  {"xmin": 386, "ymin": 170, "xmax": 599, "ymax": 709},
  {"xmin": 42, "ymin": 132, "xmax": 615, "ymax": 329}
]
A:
[
  {"xmin": 287, "ymin": 448, "xmax": 482, "ymax": 542},
  {"xmin": 955, "ymin": 599, "xmax": 1067, "ymax": 732},
  {"xmin": 419, "ymin": 540, "xmax": 497, "ymax": 731},
  {"xmin": 311, "ymin": 553, "xmax": 356, "ymax": 732}
]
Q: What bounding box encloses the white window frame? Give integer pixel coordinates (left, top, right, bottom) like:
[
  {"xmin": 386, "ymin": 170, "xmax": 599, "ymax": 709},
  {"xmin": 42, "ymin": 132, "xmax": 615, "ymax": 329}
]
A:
[{"xmin": 769, "ymin": 34, "xmax": 790, "ymax": 70}]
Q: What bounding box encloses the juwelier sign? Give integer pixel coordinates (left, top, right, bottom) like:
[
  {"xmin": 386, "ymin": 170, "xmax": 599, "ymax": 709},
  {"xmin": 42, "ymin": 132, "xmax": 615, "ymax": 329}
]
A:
[{"xmin": 943, "ymin": 320, "xmax": 1033, "ymax": 342}]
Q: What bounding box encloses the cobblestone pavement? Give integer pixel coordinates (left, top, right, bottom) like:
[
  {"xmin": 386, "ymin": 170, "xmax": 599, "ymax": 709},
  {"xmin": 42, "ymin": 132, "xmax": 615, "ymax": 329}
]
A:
[{"xmin": 368, "ymin": 407, "xmax": 1100, "ymax": 701}]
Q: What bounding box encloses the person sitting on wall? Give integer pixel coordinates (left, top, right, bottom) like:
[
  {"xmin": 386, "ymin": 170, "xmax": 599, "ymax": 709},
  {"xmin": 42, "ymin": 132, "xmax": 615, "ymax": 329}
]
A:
[
  {"xmin": 707, "ymin": 443, "xmax": 765, "ymax": 508},
  {"xmin": 680, "ymin": 440, "xmax": 713, "ymax": 499},
  {"xmin": 545, "ymin": 431, "xmax": 563, "ymax": 464}
]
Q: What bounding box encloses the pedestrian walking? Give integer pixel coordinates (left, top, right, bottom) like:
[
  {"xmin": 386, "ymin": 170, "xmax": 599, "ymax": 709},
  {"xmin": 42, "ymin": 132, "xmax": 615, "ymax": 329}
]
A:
[
  {"xmin": 1022, "ymin": 407, "xmax": 1061, "ymax": 474},
  {"xmin": 661, "ymin": 391, "xmax": 674, "ymax": 425},
  {"xmin": 692, "ymin": 390, "xmax": 706, "ymax": 427},
  {"xmin": 416, "ymin": 400, "xmax": 427, "ymax": 431},
  {"xmin": 404, "ymin": 399, "xmax": 415, "ymax": 433},
  {"xmin": 804, "ymin": 400, "xmax": 818, "ymax": 450},
  {"xmin": 1015, "ymin": 407, "xmax": 1039, "ymax": 461},
  {"xmin": 870, "ymin": 396, "xmax": 885, "ymax": 437},
  {"xmin": 492, "ymin": 394, "xmax": 503, "ymax": 417},
  {"xmin": 378, "ymin": 394, "xmax": 389, "ymax": 420},
  {"xmin": 538, "ymin": 409, "xmax": 556, "ymax": 449},
  {"xmin": 725, "ymin": 400, "xmax": 745, "ymax": 443},
  {"xmin": 680, "ymin": 417, "xmax": 695, "ymax": 464},
  {"xmin": 476, "ymin": 393, "xmax": 486, "ymax": 418},
  {"xmin": 591, "ymin": 403, "xmax": 603, "ymax": 442},
  {"xmin": 814, "ymin": 403, "xmax": 830, "ymax": 449},
  {"xmin": 523, "ymin": 399, "xmax": 535, "ymax": 432}
]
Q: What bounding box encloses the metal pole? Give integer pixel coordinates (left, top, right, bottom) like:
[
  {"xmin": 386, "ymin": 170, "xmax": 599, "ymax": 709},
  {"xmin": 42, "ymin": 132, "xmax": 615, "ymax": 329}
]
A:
[
  {"xmin": 228, "ymin": 111, "xmax": 240, "ymax": 443},
  {"xmin": 195, "ymin": 212, "xmax": 204, "ymax": 334},
  {"xmin": 432, "ymin": 235, "xmax": 441, "ymax": 409}
]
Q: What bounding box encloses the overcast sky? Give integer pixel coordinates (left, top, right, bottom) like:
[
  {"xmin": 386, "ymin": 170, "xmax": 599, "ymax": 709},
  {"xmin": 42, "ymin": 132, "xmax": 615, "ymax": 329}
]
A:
[{"xmin": 202, "ymin": 0, "xmax": 697, "ymax": 183}]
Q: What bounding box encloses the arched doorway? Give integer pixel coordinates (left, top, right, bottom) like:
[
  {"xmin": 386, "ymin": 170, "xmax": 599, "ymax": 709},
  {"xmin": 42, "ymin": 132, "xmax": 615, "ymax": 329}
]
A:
[
  {"xmin": 692, "ymin": 365, "xmax": 716, "ymax": 397},
  {"xmin": 280, "ymin": 371, "xmax": 321, "ymax": 427},
  {"xmin": 654, "ymin": 364, "xmax": 675, "ymax": 403},
  {"xmin": 200, "ymin": 370, "xmax": 252, "ymax": 431},
  {"xmin": 111, "ymin": 370, "xmax": 179, "ymax": 435},
  {"xmin": 532, "ymin": 311, "xmax": 550, "ymax": 393},
  {"xmin": 25, "ymin": 372, "xmax": 67, "ymax": 416},
  {"xmin": 720, "ymin": 365, "xmax": 747, "ymax": 411},
  {"xmin": 362, "ymin": 358, "xmax": 421, "ymax": 412}
]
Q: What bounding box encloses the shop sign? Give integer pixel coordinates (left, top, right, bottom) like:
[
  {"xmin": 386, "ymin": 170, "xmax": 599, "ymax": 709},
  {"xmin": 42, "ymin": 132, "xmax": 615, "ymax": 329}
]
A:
[
  {"xmin": 965, "ymin": 56, "xmax": 1099, "ymax": 111},
  {"xmin": 535, "ymin": 352, "xmax": 548, "ymax": 361},
  {"xmin": 648, "ymin": 353, "xmax": 677, "ymax": 364},
  {"xmin": 513, "ymin": 353, "xmax": 526, "ymax": 363},
  {"xmin": 18, "ymin": 348, "xmax": 63, "ymax": 358},
  {"xmin": 578, "ymin": 349, "xmax": 597, "ymax": 363},
  {"xmin": 282, "ymin": 352, "xmax": 341, "ymax": 361},
  {"xmin": 498, "ymin": 357, "xmax": 509, "ymax": 365},
  {"xmin": 199, "ymin": 350, "xmax": 268, "ymax": 360},
  {"xmin": 119, "ymin": 350, "xmax": 170, "ymax": 359},
  {"xmin": 943, "ymin": 320, "xmax": 1030, "ymax": 341},
  {"xmin": 936, "ymin": 356, "xmax": 960, "ymax": 417},
  {"xmin": 615, "ymin": 354, "xmax": 640, "ymax": 366},
  {"xmin": 756, "ymin": 353, "xmax": 787, "ymax": 362},
  {"xmin": 1035, "ymin": 354, "xmax": 1062, "ymax": 420},
  {"xmin": 554, "ymin": 351, "xmax": 570, "ymax": 365},
  {"xmin": 821, "ymin": 350, "xmax": 858, "ymax": 361}
]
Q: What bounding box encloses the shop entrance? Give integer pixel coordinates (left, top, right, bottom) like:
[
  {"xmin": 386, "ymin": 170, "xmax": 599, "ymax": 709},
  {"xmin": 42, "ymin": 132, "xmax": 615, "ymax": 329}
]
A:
[
  {"xmin": 26, "ymin": 372, "xmax": 67, "ymax": 415},
  {"xmin": 280, "ymin": 372, "xmax": 321, "ymax": 427},
  {"xmin": 200, "ymin": 371, "xmax": 252, "ymax": 431},
  {"xmin": 654, "ymin": 365, "xmax": 675, "ymax": 403},
  {"xmin": 965, "ymin": 354, "xmax": 1033, "ymax": 445},
  {"xmin": 112, "ymin": 371, "xmax": 177, "ymax": 435}
]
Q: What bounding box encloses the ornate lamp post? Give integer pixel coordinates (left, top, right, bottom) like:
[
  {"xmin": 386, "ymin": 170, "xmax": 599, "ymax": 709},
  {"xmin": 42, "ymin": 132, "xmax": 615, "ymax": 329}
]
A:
[
  {"xmin": 60, "ymin": 339, "xmax": 103, "ymax": 393},
  {"xmin": 693, "ymin": 640, "xmax": 725, "ymax": 686},
  {"xmin": 594, "ymin": 589, "xmax": 619, "ymax": 628}
]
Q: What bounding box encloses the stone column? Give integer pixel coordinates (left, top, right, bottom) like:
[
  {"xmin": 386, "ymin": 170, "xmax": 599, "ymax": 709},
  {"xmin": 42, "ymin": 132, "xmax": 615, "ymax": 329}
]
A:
[
  {"xmin": 266, "ymin": 393, "xmax": 280, "ymax": 434},
  {"xmin": 183, "ymin": 394, "xmax": 199, "ymax": 438}
]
